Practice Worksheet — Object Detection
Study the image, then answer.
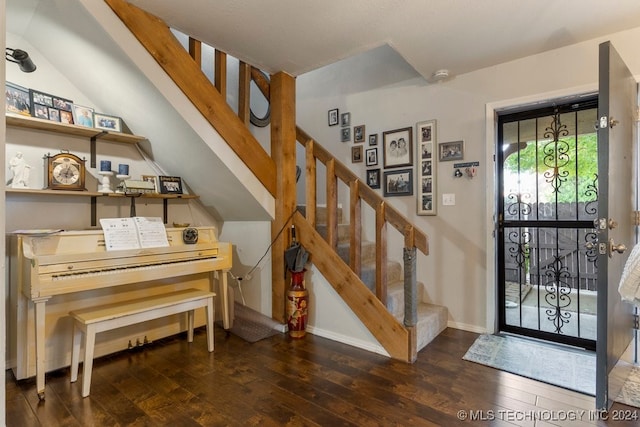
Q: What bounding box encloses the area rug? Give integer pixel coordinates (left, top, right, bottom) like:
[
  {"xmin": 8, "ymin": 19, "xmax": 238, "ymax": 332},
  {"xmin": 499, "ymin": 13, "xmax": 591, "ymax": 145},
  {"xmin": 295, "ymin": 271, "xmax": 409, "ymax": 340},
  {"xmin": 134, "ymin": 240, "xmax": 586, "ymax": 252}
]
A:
[
  {"xmin": 217, "ymin": 302, "xmax": 282, "ymax": 343},
  {"xmin": 463, "ymin": 334, "xmax": 640, "ymax": 407},
  {"xmin": 463, "ymin": 334, "xmax": 596, "ymax": 395}
]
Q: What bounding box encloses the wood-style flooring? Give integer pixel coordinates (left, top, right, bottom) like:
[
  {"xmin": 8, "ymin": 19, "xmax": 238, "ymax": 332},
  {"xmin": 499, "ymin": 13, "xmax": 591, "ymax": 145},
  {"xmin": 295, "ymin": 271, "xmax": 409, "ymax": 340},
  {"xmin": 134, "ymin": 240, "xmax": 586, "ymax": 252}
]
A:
[{"xmin": 6, "ymin": 327, "xmax": 640, "ymax": 426}]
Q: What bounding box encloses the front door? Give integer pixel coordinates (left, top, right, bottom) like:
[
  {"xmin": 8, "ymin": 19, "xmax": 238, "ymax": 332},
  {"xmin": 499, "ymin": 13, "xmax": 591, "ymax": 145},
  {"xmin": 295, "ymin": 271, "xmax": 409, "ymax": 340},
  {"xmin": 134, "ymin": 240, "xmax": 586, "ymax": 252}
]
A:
[
  {"xmin": 497, "ymin": 99, "xmax": 600, "ymax": 350},
  {"xmin": 595, "ymin": 41, "xmax": 636, "ymax": 411}
]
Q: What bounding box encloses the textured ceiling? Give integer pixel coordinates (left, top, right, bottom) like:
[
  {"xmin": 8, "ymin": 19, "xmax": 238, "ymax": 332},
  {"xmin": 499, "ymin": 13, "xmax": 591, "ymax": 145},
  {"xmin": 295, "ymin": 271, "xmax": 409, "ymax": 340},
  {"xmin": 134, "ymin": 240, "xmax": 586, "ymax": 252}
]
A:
[{"xmin": 129, "ymin": 0, "xmax": 640, "ymax": 80}]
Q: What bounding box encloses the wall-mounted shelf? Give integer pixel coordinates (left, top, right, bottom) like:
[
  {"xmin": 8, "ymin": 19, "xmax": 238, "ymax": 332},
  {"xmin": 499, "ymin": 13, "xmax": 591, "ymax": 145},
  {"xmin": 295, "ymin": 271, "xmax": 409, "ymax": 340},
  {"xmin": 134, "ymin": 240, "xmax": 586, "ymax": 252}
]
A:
[
  {"xmin": 6, "ymin": 188, "xmax": 198, "ymax": 225},
  {"xmin": 6, "ymin": 113, "xmax": 146, "ymax": 145},
  {"xmin": 5, "ymin": 188, "xmax": 198, "ymax": 200},
  {"xmin": 6, "ymin": 114, "xmax": 198, "ymax": 226}
]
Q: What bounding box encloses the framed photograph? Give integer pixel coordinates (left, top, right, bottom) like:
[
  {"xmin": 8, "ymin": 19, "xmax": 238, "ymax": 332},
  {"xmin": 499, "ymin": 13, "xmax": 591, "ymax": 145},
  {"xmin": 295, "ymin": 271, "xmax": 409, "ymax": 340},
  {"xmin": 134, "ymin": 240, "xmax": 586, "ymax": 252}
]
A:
[
  {"xmin": 72, "ymin": 104, "xmax": 95, "ymax": 128},
  {"xmin": 382, "ymin": 126, "xmax": 413, "ymax": 168},
  {"xmin": 351, "ymin": 145, "xmax": 363, "ymax": 163},
  {"xmin": 94, "ymin": 112, "xmax": 122, "ymax": 132},
  {"xmin": 416, "ymin": 120, "xmax": 437, "ymax": 215},
  {"xmin": 328, "ymin": 108, "xmax": 339, "ymax": 126},
  {"xmin": 341, "ymin": 127, "xmax": 351, "ymax": 142},
  {"xmin": 383, "ymin": 168, "xmax": 413, "ymax": 197},
  {"xmin": 340, "ymin": 112, "xmax": 351, "ymax": 127},
  {"xmin": 141, "ymin": 175, "xmax": 158, "ymax": 193},
  {"xmin": 5, "ymin": 82, "xmax": 31, "ymax": 116},
  {"xmin": 59, "ymin": 110, "xmax": 74, "ymax": 125},
  {"xmin": 369, "ymin": 134, "xmax": 378, "ymax": 146},
  {"xmin": 354, "ymin": 125, "xmax": 365, "ymax": 143},
  {"xmin": 365, "ymin": 148, "xmax": 378, "ymax": 166},
  {"xmin": 439, "ymin": 140, "xmax": 464, "ymax": 162},
  {"xmin": 366, "ymin": 169, "xmax": 380, "ymax": 189},
  {"xmin": 158, "ymin": 175, "xmax": 183, "ymax": 194},
  {"xmin": 52, "ymin": 96, "xmax": 73, "ymax": 112}
]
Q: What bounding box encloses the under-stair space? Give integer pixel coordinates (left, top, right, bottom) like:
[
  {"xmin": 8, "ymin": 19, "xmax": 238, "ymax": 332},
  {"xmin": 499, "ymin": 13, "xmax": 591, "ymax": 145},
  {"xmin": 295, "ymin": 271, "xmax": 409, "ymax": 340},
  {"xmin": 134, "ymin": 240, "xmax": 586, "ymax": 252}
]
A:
[{"xmin": 312, "ymin": 206, "xmax": 448, "ymax": 352}]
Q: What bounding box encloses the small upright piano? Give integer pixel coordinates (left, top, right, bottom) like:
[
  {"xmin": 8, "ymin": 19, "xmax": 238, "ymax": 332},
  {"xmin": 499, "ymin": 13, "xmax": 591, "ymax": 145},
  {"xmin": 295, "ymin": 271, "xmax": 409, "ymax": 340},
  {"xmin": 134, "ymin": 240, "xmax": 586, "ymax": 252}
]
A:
[{"xmin": 7, "ymin": 226, "xmax": 232, "ymax": 399}]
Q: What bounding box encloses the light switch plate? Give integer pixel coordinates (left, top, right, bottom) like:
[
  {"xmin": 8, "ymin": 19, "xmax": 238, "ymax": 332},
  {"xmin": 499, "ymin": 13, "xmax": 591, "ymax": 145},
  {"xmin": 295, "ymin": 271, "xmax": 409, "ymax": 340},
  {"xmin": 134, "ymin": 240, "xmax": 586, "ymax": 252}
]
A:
[{"xmin": 443, "ymin": 193, "xmax": 455, "ymax": 206}]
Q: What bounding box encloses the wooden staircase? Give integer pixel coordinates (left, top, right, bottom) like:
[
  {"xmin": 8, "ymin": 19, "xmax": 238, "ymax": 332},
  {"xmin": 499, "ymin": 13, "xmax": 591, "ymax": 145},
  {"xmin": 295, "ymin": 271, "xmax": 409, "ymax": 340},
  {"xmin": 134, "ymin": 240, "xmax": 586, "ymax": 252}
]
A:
[
  {"xmin": 314, "ymin": 206, "xmax": 447, "ymax": 352},
  {"xmin": 106, "ymin": 0, "xmax": 448, "ymax": 361}
]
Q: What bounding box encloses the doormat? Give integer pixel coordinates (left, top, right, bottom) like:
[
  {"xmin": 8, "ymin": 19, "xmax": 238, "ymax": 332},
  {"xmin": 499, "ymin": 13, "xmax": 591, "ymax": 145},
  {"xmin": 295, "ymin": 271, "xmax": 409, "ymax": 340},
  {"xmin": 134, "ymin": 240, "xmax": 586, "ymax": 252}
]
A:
[
  {"xmin": 463, "ymin": 334, "xmax": 640, "ymax": 407},
  {"xmin": 217, "ymin": 302, "xmax": 282, "ymax": 343},
  {"xmin": 463, "ymin": 334, "xmax": 596, "ymax": 395}
]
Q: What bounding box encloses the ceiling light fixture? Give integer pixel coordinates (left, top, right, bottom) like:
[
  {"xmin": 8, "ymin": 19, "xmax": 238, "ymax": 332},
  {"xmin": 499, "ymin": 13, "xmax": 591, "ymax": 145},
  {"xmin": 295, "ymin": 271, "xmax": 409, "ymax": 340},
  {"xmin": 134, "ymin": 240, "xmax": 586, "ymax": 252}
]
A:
[{"xmin": 5, "ymin": 48, "xmax": 37, "ymax": 73}]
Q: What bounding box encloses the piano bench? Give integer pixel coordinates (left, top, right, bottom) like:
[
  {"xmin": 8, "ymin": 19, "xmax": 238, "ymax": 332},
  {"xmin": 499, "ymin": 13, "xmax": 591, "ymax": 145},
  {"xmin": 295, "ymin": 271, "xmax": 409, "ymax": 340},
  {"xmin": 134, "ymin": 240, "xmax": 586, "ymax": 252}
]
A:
[{"xmin": 69, "ymin": 288, "xmax": 215, "ymax": 398}]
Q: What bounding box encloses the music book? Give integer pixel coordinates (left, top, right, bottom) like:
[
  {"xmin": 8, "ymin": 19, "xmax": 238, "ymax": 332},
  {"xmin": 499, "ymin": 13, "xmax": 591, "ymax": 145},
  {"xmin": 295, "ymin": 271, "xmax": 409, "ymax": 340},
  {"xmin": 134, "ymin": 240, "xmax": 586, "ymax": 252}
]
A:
[{"xmin": 99, "ymin": 217, "xmax": 169, "ymax": 251}]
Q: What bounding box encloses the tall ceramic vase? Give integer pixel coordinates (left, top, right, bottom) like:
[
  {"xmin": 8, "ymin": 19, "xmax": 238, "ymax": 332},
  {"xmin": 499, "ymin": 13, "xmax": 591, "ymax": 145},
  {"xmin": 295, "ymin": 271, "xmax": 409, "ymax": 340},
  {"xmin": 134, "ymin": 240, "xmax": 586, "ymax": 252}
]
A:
[{"xmin": 286, "ymin": 269, "xmax": 308, "ymax": 338}]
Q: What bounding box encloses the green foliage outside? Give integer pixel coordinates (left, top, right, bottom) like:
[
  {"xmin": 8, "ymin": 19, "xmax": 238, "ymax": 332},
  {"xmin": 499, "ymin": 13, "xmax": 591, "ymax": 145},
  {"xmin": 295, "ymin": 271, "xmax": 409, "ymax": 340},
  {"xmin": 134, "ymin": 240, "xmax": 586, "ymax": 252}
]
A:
[{"xmin": 503, "ymin": 133, "xmax": 598, "ymax": 203}]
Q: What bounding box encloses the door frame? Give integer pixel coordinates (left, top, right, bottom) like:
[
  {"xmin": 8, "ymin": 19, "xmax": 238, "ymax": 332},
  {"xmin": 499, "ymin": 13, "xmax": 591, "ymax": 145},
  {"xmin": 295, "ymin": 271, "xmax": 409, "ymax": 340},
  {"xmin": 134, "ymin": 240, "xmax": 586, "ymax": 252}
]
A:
[{"xmin": 484, "ymin": 84, "xmax": 599, "ymax": 334}]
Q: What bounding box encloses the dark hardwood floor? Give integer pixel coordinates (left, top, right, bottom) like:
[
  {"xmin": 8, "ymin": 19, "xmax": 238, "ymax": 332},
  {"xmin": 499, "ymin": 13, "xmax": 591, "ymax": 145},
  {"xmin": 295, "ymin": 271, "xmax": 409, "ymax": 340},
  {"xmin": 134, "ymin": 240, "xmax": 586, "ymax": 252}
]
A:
[{"xmin": 6, "ymin": 327, "xmax": 640, "ymax": 426}]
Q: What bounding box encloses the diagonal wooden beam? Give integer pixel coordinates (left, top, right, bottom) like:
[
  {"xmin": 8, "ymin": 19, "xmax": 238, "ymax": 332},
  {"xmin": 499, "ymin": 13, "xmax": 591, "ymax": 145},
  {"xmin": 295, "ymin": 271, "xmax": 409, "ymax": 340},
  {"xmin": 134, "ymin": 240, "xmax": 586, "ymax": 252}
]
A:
[{"xmin": 105, "ymin": 0, "xmax": 276, "ymax": 196}]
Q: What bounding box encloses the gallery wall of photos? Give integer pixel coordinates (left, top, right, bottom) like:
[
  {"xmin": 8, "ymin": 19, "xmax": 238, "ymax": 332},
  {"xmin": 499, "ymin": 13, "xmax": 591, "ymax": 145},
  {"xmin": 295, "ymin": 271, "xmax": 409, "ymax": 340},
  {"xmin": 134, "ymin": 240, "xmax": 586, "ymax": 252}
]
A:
[
  {"xmin": 5, "ymin": 81, "xmax": 123, "ymax": 132},
  {"xmin": 329, "ymin": 108, "xmax": 441, "ymax": 215}
]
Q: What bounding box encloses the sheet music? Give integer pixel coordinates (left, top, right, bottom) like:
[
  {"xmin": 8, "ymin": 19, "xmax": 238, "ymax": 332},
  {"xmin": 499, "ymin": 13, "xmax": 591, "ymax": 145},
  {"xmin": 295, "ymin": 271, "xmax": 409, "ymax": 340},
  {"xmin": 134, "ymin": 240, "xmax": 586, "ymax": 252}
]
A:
[
  {"xmin": 99, "ymin": 217, "xmax": 169, "ymax": 251},
  {"xmin": 133, "ymin": 217, "xmax": 170, "ymax": 248}
]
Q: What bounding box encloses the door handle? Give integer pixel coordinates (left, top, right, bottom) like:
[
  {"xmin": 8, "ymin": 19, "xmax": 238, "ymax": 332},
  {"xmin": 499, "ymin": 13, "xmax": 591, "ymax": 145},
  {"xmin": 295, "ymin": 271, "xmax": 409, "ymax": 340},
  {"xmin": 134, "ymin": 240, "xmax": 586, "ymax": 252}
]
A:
[{"xmin": 609, "ymin": 238, "xmax": 627, "ymax": 258}]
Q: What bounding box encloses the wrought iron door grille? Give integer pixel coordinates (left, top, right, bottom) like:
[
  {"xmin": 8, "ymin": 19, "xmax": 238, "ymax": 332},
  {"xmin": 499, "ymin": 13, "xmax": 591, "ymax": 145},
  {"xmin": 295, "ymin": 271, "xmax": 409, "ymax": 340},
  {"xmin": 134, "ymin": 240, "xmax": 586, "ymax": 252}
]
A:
[{"xmin": 498, "ymin": 99, "xmax": 598, "ymax": 349}]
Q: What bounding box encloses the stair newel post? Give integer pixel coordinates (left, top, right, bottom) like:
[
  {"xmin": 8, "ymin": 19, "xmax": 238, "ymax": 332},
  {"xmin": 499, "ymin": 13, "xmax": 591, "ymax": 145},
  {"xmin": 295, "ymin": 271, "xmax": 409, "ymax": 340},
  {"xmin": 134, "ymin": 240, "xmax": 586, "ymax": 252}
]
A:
[{"xmin": 403, "ymin": 246, "xmax": 417, "ymax": 327}]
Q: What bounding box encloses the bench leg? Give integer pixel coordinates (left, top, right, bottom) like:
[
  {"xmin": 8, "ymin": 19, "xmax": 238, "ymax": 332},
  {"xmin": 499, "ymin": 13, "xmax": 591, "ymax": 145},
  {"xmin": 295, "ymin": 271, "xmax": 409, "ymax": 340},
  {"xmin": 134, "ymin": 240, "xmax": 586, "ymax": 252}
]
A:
[
  {"xmin": 187, "ymin": 309, "xmax": 194, "ymax": 343},
  {"xmin": 206, "ymin": 297, "xmax": 215, "ymax": 352},
  {"xmin": 81, "ymin": 324, "xmax": 97, "ymax": 398},
  {"xmin": 70, "ymin": 323, "xmax": 82, "ymax": 383}
]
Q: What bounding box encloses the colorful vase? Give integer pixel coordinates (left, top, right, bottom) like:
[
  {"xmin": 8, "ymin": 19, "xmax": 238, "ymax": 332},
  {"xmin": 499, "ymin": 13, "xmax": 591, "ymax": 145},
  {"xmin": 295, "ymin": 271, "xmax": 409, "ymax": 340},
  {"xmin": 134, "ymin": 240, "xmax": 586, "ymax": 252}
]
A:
[{"xmin": 286, "ymin": 269, "xmax": 308, "ymax": 338}]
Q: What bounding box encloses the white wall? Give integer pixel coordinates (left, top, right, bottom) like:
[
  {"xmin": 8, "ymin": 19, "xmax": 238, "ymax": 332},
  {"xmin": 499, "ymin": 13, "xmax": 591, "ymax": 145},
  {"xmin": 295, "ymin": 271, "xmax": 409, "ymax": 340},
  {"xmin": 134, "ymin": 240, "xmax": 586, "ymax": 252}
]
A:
[
  {"xmin": 294, "ymin": 26, "xmax": 640, "ymax": 345},
  {"xmin": 1, "ymin": 0, "xmax": 7, "ymax": 422}
]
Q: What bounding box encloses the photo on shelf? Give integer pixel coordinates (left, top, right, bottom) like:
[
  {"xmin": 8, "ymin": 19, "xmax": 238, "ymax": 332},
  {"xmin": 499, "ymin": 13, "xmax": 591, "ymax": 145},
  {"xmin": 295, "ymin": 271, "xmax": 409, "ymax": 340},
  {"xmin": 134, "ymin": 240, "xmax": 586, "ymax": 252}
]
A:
[
  {"xmin": 141, "ymin": 175, "xmax": 158, "ymax": 193},
  {"xmin": 72, "ymin": 104, "xmax": 95, "ymax": 128},
  {"xmin": 5, "ymin": 82, "xmax": 31, "ymax": 116},
  {"xmin": 29, "ymin": 89, "xmax": 73, "ymax": 123},
  {"xmin": 94, "ymin": 113, "xmax": 122, "ymax": 132},
  {"xmin": 158, "ymin": 175, "xmax": 183, "ymax": 194}
]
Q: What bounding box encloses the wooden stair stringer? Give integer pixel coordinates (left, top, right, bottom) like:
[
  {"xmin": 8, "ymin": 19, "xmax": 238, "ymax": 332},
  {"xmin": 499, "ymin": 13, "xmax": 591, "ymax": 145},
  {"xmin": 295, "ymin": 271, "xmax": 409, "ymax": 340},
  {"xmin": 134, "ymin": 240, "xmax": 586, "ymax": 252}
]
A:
[{"xmin": 293, "ymin": 212, "xmax": 412, "ymax": 362}]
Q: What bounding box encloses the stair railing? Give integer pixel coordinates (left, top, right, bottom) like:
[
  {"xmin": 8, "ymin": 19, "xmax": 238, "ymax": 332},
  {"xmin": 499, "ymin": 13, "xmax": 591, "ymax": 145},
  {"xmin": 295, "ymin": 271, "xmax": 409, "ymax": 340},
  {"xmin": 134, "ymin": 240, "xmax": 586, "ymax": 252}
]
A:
[{"xmin": 106, "ymin": 0, "xmax": 429, "ymax": 360}]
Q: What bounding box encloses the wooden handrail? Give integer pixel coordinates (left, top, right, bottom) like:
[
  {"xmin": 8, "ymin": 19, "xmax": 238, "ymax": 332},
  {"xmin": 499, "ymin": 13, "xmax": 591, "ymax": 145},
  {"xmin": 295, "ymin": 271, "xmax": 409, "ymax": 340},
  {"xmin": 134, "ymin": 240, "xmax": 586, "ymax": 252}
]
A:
[
  {"xmin": 107, "ymin": 10, "xmax": 426, "ymax": 360},
  {"xmin": 296, "ymin": 127, "xmax": 428, "ymax": 256}
]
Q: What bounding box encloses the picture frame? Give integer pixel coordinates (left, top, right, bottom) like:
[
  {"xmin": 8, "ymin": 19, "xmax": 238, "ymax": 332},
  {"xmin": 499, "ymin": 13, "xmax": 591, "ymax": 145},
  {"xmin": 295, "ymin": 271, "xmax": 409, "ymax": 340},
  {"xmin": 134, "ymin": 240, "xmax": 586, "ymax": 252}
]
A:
[
  {"xmin": 141, "ymin": 174, "xmax": 158, "ymax": 193},
  {"xmin": 366, "ymin": 169, "xmax": 381, "ymax": 189},
  {"xmin": 328, "ymin": 108, "xmax": 339, "ymax": 126},
  {"xmin": 365, "ymin": 148, "xmax": 378, "ymax": 166},
  {"xmin": 158, "ymin": 175, "xmax": 183, "ymax": 194},
  {"xmin": 354, "ymin": 125, "xmax": 365, "ymax": 143},
  {"xmin": 5, "ymin": 82, "xmax": 31, "ymax": 116},
  {"xmin": 383, "ymin": 168, "xmax": 413, "ymax": 197},
  {"xmin": 351, "ymin": 145, "xmax": 363, "ymax": 163},
  {"xmin": 382, "ymin": 126, "xmax": 413, "ymax": 168},
  {"xmin": 72, "ymin": 104, "xmax": 95, "ymax": 128},
  {"xmin": 416, "ymin": 120, "xmax": 437, "ymax": 215},
  {"xmin": 368, "ymin": 134, "xmax": 378, "ymax": 146},
  {"xmin": 341, "ymin": 127, "xmax": 351, "ymax": 142},
  {"xmin": 439, "ymin": 140, "xmax": 464, "ymax": 162},
  {"xmin": 94, "ymin": 112, "xmax": 122, "ymax": 132},
  {"xmin": 29, "ymin": 89, "xmax": 74, "ymax": 123},
  {"xmin": 340, "ymin": 112, "xmax": 351, "ymax": 127}
]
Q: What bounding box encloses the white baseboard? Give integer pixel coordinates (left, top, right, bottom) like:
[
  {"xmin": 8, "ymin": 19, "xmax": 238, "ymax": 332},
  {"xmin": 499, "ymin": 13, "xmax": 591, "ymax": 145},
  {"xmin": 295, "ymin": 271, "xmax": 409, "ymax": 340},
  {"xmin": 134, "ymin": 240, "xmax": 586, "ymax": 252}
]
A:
[
  {"xmin": 306, "ymin": 325, "xmax": 390, "ymax": 357},
  {"xmin": 447, "ymin": 321, "xmax": 487, "ymax": 334}
]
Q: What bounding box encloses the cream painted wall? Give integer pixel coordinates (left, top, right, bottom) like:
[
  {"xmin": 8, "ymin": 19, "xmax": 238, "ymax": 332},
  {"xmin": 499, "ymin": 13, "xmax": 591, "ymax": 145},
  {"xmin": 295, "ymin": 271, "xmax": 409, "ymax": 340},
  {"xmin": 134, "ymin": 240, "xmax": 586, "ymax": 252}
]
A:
[
  {"xmin": 1, "ymin": 0, "xmax": 7, "ymax": 422},
  {"xmin": 294, "ymin": 26, "xmax": 640, "ymax": 346}
]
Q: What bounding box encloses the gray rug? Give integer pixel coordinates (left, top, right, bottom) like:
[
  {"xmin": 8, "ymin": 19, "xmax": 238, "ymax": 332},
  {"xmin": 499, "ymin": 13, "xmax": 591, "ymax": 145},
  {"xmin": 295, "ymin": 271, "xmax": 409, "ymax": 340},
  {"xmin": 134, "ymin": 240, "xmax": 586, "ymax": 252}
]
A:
[
  {"xmin": 218, "ymin": 303, "xmax": 282, "ymax": 343},
  {"xmin": 463, "ymin": 334, "xmax": 640, "ymax": 407}
]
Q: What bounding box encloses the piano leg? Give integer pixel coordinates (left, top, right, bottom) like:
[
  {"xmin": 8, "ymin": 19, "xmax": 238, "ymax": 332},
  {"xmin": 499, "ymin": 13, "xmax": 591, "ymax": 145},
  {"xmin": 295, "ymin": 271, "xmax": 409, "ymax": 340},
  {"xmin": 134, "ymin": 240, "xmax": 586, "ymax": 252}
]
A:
[
  {"xmin": 33, "ymin": 297, "xmax": 50, "ymax": 400},
  {"xmin": 220, "ymin": 270, "xmax": 231, "ymax": 330}
]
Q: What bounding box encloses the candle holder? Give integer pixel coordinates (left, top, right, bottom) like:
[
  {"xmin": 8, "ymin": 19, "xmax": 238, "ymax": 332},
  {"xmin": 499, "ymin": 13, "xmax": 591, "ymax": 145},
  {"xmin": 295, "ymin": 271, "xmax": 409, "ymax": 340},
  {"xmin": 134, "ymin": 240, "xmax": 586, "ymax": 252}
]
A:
[{"xmin": 98, "ymin": 171, "xmax": 114, "ymax": 193}]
